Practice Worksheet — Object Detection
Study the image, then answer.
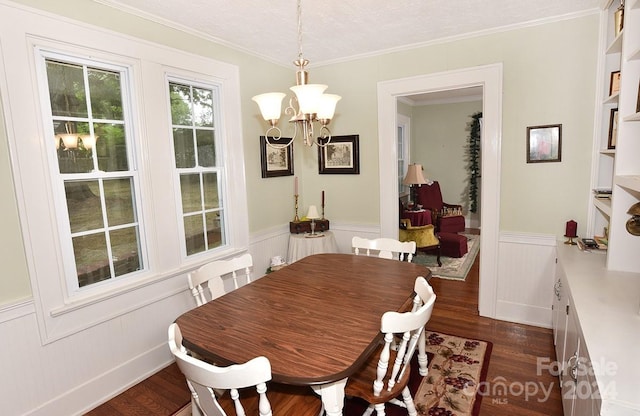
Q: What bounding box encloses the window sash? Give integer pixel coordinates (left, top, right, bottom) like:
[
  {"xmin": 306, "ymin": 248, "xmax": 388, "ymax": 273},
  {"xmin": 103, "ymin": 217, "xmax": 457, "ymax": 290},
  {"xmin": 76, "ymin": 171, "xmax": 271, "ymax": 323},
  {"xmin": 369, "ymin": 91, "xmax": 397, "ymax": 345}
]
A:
[{"xmin": 39, "ymin": 51, "xmax": 147, "ymax": 294}]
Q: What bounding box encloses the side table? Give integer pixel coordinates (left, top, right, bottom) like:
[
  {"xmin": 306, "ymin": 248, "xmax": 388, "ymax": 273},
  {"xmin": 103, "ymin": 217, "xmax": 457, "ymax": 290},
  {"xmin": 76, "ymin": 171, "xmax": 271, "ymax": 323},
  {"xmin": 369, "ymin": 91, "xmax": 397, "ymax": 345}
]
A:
[{"xmin": 287, "ymin": 230, "xmax": 338, "ymax": 264}]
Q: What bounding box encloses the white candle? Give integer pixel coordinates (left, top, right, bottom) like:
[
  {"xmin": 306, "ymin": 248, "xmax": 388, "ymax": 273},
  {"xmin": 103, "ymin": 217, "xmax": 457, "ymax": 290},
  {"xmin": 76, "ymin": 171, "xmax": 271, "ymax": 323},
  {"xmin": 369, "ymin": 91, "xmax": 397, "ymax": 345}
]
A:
[{"xmin": 294, "ymin": 176, "xmax": 298, "ymax": 195}]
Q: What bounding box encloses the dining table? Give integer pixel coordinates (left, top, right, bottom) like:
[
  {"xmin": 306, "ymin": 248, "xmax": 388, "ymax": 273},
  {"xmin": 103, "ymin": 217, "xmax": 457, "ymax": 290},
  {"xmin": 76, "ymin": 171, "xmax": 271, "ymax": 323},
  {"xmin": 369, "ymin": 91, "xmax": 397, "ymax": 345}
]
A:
[{"xmin": 175, "ymin": 253, "xmax": 431, "ymax": 415}]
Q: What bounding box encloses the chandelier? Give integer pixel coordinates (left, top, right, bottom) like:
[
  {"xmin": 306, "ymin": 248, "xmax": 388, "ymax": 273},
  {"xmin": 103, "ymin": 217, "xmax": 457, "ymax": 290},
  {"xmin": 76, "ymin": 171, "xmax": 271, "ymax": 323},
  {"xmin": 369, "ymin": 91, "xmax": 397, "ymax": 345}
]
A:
[{"xmin": 252, "ymin": 0, "xmax": 341, "ymax": 149}]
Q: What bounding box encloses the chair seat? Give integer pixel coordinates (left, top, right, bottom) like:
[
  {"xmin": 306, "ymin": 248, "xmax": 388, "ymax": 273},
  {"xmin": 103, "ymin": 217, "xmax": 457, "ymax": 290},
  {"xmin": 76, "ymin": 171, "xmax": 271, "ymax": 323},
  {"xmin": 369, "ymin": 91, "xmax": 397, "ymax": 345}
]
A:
[
  {"xmin": 344, "ymin": 343, "xmax": 412, "ymax": 404},
  {"xmin": 218, "ymin": 383, "xmax": 322, "ymax": 416}
]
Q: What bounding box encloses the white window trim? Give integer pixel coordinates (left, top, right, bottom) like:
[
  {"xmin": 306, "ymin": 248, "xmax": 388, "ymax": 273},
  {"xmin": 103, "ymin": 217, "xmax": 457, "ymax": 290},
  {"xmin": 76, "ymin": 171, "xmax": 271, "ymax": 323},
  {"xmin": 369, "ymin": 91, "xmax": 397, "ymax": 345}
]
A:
[
  {"xmin": 0, "ymin": 5, "xmax": 248, "ymax": 344},
  {"xmin": 397, "ymin": 113, "xmax": 411, "ymax": 196}
]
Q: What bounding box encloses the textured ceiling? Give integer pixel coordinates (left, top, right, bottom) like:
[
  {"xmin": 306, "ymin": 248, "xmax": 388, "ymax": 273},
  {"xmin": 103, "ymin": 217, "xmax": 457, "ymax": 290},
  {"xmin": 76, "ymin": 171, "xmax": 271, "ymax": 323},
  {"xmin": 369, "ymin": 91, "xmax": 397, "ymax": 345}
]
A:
[{"xmin": 95, "ymin": 0, "xmax": 600, "ymax": 67}]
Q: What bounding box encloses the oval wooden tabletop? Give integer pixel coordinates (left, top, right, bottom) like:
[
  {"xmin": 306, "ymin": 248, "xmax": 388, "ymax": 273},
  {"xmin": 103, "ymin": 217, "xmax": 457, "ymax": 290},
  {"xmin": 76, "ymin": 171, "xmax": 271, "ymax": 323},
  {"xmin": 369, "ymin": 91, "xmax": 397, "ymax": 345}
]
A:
[{"xmin": 176, "ymin": 253, "xmax": 430, "ymax": 385}]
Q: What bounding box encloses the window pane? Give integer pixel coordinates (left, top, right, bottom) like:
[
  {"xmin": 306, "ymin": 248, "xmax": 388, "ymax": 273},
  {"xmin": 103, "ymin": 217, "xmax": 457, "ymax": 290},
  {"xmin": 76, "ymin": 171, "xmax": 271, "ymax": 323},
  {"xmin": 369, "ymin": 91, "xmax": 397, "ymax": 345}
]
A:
[
  {"xmin": 206, "ymin": 211, "xmax": 222, "ymax": 249},
  {"xmin": 197, "ymin": 129, "xmax": 216, "ymax": 167},
  {"xmin": 180, "ymin": 173, "xmax": 202, "ymax": 214},
  {"xmin": 104, "ymin": 178, "xmax": 135, "ymax": 226},
  {"xmin": 173, "ymin": 128, "xmax": 195, "ymax": 168},
  {"xmin": 111, "ymin": 226, "xmax": 141, "ymax": 277},
  {"xmin": 169, "ymin": 83, "xmax": 192, "ymax": 126},
  {"xmin": 88, "ymin": 68, "xmax": 123, "ymax": 120},
  {"xmin": 184, "ymin": 214, "xmax": 205, "ymax": 255},
  {"xmin": 203, "ymin": 172, "xmax": 219, "ymax": 209},
  {"xmin": 193, "ymin": 87, "xmax": 213, "ymax": 127},
  {"xmin": 74, "ymin": 232, "xmax": 109, "ymax": 287},
  {"xmin": 46, "ymin": 61, "xmax": 88, "ymax": 118},
  {"xmin": 65, "ymin": 180, "xmax": 104, "ymax": 233},
  {"xmin": 95, "ymin": 123, "xmax": 128, "ymax": 172}
]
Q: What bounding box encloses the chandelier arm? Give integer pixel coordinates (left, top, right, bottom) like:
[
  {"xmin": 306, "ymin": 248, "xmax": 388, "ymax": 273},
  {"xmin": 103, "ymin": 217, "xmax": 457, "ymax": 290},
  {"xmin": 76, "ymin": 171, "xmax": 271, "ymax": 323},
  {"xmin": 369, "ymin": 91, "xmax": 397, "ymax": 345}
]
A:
[
  {"xmin": 314, "ymin": 125, "xmax": 333, "ymax": 147},
  {"xmin": 266, "ymin": 125, "xmax": 283, "ymax": 141},
  {"xmin": 265, "ymin": 135, "xmax": 294, "ymax": 150}
]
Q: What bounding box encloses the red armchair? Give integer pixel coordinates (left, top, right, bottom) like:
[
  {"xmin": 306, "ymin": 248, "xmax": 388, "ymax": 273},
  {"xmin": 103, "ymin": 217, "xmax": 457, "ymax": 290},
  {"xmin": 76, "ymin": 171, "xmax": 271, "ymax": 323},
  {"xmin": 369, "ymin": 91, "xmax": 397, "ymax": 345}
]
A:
[{"xmin": 415, "ymin": 181, "xmax": 465, "ymax": 234}]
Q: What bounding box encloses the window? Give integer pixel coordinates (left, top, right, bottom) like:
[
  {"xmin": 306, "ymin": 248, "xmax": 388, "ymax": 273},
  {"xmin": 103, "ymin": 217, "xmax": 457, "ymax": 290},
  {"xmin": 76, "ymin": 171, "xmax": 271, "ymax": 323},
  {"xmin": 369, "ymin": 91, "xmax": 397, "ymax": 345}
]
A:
[
  {"xmin": 397, "ymin": 114, "xmax": 411, "ymax": 195},
  {"xmin": 0, "ymin": 9, "xmax": 248, "ymax": 342},
  {"xmin": 168, "ymin": 81, "xmax": 226, "ymax": 255},
  {"xmin": 43, "ymin": 56, "xmax": 145, "ymax": 291}
]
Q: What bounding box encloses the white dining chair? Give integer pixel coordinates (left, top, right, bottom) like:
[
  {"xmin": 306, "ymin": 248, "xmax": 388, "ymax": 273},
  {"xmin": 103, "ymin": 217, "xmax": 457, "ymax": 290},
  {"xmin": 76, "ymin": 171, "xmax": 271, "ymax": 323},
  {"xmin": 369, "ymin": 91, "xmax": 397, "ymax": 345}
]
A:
[
  {"xmin": 188, "ymin": 253, "xmax": 253, "ymax": 306},
  {"xmin": 344, "ymin": 276, "xmax": 436, "ymax": 416},
  {"xmin": 168, "ymin": 323, "xmax": 322, "ymax": 416},
  {"xmin": 352, "ymin": 236, "xmax": 417, "ymax": 262}
]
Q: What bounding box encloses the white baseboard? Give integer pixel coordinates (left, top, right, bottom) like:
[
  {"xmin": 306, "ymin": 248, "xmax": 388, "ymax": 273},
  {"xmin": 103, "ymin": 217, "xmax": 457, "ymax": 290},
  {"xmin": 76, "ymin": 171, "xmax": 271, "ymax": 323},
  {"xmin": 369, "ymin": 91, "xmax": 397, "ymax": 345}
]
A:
[
  {"xmin": 26, "ymin": 343, "xmax": 174, "ymax": 416},
  {"xmin": 495, "ymin": 300, "xmax": 553, "ymax": 329}
]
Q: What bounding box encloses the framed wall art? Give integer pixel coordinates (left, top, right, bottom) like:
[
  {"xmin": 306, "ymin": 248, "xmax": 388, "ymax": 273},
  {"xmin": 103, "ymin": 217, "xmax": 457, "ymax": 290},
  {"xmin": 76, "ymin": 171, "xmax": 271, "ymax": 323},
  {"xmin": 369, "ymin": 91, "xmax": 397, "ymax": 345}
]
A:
[
  {"xmin": 526, "ymin": 124, "xmax": 562, "ymax": 163},
  {"xmin": 317, "ymin": 134, "xmax": 360, "ymax": 174},
  {"xmin": 260, "ymin": 136, "xmax": 294, "ymax": 178},
  {"xmin": 608, "ymin": 108, "xmax": 619, "ymax": 150},
  {"xmin": 609, "ymin": 71, "xmax": 621, "ymax": 96}
]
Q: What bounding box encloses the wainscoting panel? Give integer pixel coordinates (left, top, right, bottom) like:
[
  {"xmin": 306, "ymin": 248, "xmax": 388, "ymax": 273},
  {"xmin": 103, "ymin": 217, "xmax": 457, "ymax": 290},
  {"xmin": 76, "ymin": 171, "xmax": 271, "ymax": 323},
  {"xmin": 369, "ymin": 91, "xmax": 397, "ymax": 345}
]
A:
[
  {"xmin": 496, "ymin": 232, "xmax": 558, "ymax": 328},
  {"xmin": 0, "ymin": 221, "xmax": 403, "ymax": 416}
]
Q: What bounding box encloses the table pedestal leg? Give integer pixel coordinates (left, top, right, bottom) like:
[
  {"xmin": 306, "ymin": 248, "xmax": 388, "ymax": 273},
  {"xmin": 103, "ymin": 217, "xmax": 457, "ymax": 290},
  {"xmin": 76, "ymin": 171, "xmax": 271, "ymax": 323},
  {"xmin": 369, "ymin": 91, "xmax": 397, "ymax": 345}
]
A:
[{"xmin": 312, "ymin": 378, "xmax": 347, "ymax": 416}]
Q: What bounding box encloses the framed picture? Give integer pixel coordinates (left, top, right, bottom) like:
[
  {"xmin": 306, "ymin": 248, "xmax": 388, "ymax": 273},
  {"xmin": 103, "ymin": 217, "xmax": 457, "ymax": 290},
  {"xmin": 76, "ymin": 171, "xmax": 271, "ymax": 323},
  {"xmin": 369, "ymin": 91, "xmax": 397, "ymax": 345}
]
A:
[
  {"xmin": 526, "ymin": 124, "xmax": 562, "ymax": 163},
  {"xmin": 608, "ymin": 108, "xmax": 619, "ymax": 149},
  {"xmin": 260, "ymin": 136, "xmax": 294, "ymax": 178},
  {"xmin": 609, "ymin": 71, "xmax": 621, "ymax": 96},
  {"xmin": 317, "ymin": 134, "xmax": 360, "ymax": 174}
]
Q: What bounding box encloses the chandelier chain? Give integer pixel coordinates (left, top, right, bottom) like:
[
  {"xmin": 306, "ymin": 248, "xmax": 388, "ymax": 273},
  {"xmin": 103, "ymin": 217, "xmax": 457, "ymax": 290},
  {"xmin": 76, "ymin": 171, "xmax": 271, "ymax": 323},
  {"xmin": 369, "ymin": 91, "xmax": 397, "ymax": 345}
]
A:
[{"xmin": 297, "ymin": 0, "xmax": 303, "ymax": 60}]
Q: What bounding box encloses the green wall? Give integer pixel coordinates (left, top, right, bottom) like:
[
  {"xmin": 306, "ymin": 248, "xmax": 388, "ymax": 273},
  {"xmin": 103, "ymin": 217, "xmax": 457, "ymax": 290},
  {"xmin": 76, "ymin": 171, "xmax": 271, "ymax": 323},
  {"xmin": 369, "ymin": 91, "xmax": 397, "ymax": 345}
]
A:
[{"xmin": 0, "ymin": 1, "xmax": 599, "ymax": 305}]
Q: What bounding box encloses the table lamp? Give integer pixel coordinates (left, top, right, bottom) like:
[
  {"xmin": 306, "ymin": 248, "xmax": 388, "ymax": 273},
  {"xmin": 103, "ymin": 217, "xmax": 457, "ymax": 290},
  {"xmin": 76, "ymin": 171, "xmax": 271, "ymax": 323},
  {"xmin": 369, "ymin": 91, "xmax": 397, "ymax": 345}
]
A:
[
  {"xmin": 307, "ymin": 205, "xmax": 321, "ymax": 235},
  {"xmin": 403, "ymin": 163, "xmax": 428, "ymax": 210}
]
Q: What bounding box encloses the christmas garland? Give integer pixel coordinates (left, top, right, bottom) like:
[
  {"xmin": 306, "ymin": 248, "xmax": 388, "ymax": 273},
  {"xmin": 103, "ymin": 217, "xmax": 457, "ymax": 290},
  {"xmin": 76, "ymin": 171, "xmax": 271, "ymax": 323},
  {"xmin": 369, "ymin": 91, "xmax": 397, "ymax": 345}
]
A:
[{"xmin": 468, "ymin": 112, "xmax": 482, "ymax": 213}]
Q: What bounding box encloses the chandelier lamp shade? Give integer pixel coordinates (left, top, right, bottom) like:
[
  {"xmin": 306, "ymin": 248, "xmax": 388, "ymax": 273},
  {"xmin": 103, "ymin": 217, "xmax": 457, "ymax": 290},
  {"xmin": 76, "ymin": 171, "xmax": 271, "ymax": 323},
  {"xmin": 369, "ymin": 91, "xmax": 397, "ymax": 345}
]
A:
[{"xmin": 252, "ymin": 0, "xmax": 341, "ymax": 149}]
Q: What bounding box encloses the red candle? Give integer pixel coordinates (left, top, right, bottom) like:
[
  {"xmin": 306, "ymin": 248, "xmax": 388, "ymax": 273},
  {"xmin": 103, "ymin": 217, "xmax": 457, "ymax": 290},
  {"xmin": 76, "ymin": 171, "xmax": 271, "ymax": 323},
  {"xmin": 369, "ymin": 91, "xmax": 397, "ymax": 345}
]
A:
[
  {"xmin": 322, "ymin": 190, "xmax": 325, "ymax": 207},
  {"xmin": 565, "ymin": 220, "xmax": 577, "ymax": 238}
]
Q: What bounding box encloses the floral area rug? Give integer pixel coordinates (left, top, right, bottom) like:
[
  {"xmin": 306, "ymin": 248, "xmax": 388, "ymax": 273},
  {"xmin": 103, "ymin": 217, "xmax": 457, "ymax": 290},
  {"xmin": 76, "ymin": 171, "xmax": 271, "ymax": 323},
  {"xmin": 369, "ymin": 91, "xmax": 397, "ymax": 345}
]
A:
[
  {"xmin": 344, "ymin": 331, "xmax": 492, "ymax": 416},
  {"xmin": 413, "ymin": 234, "xmax": 479, "ymax": 281}
]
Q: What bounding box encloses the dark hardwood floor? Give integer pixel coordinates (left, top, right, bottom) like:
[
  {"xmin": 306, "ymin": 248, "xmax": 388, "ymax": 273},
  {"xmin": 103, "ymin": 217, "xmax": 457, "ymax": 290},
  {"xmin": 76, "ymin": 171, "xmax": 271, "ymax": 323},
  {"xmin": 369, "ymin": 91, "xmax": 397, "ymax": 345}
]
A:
[
  {"xmin": 86, "ymin": 233, "xmax": 564, "ymax": 415},
  {"xmin": 426, "ymin": 229, "xmax": 563, "ymax": 416}
]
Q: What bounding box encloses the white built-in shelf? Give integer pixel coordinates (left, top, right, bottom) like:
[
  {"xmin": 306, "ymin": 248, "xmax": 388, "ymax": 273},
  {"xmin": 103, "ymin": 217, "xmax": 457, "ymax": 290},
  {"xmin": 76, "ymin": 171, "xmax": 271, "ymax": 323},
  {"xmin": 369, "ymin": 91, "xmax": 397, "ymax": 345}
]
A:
[
  {"xmin": 594, "ymin": 197, "xmax": 612, "ymax": 216},
  {"xmin": 629, "ymin": 46, "xmax": 640, "ymax": 61},
  {"xmin": 606, "ymin": 31, "xmax": 623, "ymax": 54},
  {"xmin": 600, "ymin": 148, "xmax": 616, "ymax": 155},
  {"xmin": 623, "ymin": 112, "xmax": 640, "ymax": 122},
  {"xmin": 604, "ymin": 91, "xmax": 620, "ymax": 104},
  {"xmin": 615, "ymin": 175, "xmax": 640, "ymax": 194}
]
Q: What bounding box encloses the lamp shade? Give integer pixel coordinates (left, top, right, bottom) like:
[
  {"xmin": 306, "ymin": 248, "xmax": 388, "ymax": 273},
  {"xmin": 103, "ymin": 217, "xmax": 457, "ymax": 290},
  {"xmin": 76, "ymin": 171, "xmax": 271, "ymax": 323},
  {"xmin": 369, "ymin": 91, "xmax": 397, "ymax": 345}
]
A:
[
  {"xmin": 306, "ymin": 205, "xmax": 320, "ymax": 219},
  {"xmin": 403, "ymin": 163, "xmax": 428, "ymax": 185},
  {"xmin": 58, "ymin": 134, "xmax": 79, "ymax": 149},
  {"xmin": 252, "ymin": 92, "xmax": 286, "ymax": 121},
  {"xmin": 80, "ymin": 134, "xmax": 97, "ymax": 150},
  {"xmin": 316, "ymin": 94, "xmax": 341, "ymax": 120},
  {"xmin": 290, "ymin": 84, "xmax": 327, "ymax": 114}
]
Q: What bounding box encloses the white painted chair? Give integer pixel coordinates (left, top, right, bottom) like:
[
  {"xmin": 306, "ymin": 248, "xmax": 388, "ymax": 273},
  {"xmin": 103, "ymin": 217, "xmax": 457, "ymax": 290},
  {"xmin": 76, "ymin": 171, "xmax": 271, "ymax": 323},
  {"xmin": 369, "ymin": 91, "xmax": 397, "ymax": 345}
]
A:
[
  {"xmin": 188, "ymin": 253, "xmax": 253, "ymax": 306},
  {"xmin": 344, "ymin": 276, "xmax": 436, "ymax": 416},
  {"xmin": 352, "ymin": 236, "xmax": 417, "ymax": 262},
  {"xmin": 168, "ymin": 323, "xmax": 322, "ymax": 416}
]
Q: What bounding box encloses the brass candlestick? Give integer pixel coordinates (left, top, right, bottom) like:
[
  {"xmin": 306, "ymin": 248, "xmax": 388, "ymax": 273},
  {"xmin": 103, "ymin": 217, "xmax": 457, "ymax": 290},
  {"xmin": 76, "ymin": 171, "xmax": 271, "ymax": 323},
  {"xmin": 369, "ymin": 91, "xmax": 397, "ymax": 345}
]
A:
[
  {"xmin": 564, "ymin": 235, "xmax": 577, "ymax": 245},
  {"xmin": 293, "ymin": 194, "xmax": 300, "ymax": 222}
]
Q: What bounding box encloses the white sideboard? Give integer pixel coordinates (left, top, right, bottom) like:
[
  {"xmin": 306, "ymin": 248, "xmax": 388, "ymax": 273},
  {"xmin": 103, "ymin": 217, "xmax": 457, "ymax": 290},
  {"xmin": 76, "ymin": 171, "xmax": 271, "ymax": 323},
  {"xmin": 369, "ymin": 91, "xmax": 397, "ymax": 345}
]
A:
[{"xmin": 555, "ymin": 244, "xmax": 640, "ymax": 415}]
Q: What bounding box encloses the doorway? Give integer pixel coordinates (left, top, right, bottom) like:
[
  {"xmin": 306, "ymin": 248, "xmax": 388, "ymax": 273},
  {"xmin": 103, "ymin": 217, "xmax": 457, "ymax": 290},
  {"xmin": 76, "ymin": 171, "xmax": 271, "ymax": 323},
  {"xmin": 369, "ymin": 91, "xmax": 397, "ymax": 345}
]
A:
[{"xmin": 377, "ymin": 64, "xmax": 502, "ymax": 318}]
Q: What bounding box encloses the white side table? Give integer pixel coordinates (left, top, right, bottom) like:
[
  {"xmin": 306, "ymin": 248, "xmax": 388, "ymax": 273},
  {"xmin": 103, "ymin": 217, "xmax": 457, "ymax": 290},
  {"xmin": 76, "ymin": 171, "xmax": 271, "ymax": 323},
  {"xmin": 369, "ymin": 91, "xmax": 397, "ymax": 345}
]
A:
[{"xmin": 287, "ymin": 230, "xmax": 338, "ymax": 264}]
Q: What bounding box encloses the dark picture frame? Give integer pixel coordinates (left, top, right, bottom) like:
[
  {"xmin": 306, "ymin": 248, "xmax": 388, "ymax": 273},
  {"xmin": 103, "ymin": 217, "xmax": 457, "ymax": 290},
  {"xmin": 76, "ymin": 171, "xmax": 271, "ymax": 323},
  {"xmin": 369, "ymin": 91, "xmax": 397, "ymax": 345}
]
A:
[
  {"xmin": 608, "ymin": 108, "xmax": 619, "ymax": 150},
  {"xmin": 526, "ymin": 124, "xmax": 562, "ymax": 163},
  {"xmin": 317, "ymin": 134, "xmax": 360, "ymax": 174},
  {"xmin": 636, "ymin": 80, "xmax": 640, "ymax": 113},
  {"xmin": 260, "ymin": 136, "xmax": 294, "ymax": 178},
  {"xmin": 609, "ymin": 71, "xmax": 621, "ymax": 96}
]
